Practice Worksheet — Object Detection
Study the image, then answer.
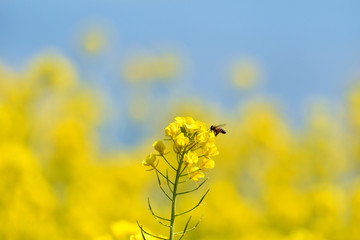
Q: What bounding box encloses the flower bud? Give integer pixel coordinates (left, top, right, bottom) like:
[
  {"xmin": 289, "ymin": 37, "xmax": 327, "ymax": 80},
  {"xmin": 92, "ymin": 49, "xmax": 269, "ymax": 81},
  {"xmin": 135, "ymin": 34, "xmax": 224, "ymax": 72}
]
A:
[{"xmin": 153, "ymin": 140, "xmax": 166, "ymax": 155}]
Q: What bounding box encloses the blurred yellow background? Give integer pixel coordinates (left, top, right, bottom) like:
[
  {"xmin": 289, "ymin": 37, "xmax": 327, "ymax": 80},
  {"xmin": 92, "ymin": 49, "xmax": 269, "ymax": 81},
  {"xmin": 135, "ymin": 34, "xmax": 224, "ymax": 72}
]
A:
[
  {"xmin": 1, "ymin": 51, "xmax": 360, "ymax": 239},
  {"xmin": 1, "ymin": 1, "xmax": 360, "ymax": 240}
]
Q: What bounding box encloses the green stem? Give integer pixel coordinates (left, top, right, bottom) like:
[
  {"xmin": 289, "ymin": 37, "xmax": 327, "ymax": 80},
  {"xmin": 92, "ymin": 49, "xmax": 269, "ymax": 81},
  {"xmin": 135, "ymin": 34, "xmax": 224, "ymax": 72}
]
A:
[{"xmin": 169, "ymin": 149, "xmax": 185, "ymax": 240}]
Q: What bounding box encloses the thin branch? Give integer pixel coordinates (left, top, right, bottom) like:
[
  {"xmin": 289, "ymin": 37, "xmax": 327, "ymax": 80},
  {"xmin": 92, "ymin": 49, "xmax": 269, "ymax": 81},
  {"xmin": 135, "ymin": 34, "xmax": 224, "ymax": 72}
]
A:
[
  {"xmin": 136, "ymin": 221, "xmax": 148, "ymax": 240},
  {"xmin": 172, "ymin": 139, "xmax": 181, "ymax": 164},
  {"xmin": 178, "ymin": 216, "xmax": 192, "ymax": 240},
  {"xmin": 146, "ymin": 205, "xmax": 172, "ymax": 228},
  {"xmin": 156, "ymin": 171, "xmax": 172, "ymax": 201},
  {"xmin": 154, "ymin": 168, "xmax": 174, "ymax": 185},
  {"xmin": 139, "ymin": 225, "xmax": 147, "ymax": 240},
  {"xmin": 175, "ymin": 217, "xmax": 203, "ymax": 235},
  {"xmin": 147, "ymin": 205, "xmax": 171, "ymax": 228},
  {"xmin": 146, "ymin": 159, "xmax": 160, "ymax": 172},
  {"xmin": 191, "ymin": 146, "xmax": 202, "ymax": 152},
  {"xmin": 179, "ymin": 164, "xmax": 188, "ymax": 176},
  {"xmin": 176, "ymin": 150, "xmax": 180, "ymax": 164},
  {"xmin": 179, "ymin": 168, "xmax": 201, "ymax": 178},
  {"xmin": 175, "ymin": 189, "xmax": 210, "ymax": 217},
  {"xmin": 166, "ymin": 169, "xmax": 174, "ymax": 194},
  {"xmin": 148, "ymin": 198, "xmax": 171, "ymax": 221},
  {"xmin": 178, "ymin": 178, "xmax": 190, "ymax": 184},
  {"xmin": 156, "ymin": 172, "xmax": 172, "ymax": 201},
  {"xmin": 155, "ymin": 218, "xmax": 171, "ymax": 228},
  {"xmin": 137, "ymin": 221, "xmax": 169, "ymax": 240},
  {"xmin": 185, "ymin": 142, "xmax": 198, "ymax": 153},
  {"xmin": 177, "ymin": 179, "xmax": 208, "ymax": 195},
  {"xmin": 161, "ymin": 154, "xmax": 177, "ymax": 171}
]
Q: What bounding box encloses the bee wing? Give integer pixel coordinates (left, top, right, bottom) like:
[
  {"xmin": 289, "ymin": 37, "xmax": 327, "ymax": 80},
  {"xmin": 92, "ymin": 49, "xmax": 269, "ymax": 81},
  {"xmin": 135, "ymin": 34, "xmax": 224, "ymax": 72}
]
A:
[{"xmin": 215, "ymin": 124, "xmax": 226, "ymax": 127}]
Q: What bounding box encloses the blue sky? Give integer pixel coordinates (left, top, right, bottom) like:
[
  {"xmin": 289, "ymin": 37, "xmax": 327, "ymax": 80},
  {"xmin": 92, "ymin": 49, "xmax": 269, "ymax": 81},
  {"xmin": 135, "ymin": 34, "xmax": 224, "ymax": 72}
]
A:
[{"xmin": 1, "ymin": 1, "xmax": 360, "ymax": 146}]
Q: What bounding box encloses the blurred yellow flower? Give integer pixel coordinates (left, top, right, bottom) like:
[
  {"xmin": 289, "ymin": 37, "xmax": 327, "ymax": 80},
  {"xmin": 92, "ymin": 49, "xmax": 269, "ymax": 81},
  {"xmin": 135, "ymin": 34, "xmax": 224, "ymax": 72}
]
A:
[
  {"xmin": 26, "ymin": 52, "xmax": 77, "ymax": 91},
  {"xmin": 130, "ymin": 233, "xmax": 165, "ymax": 240},
  {"xmin": 231, "ymin": 61, "xmax": 260, "ymax": 90},
  {"xmin": 347, "ymin": 82, "xmax": 360, "ymax": 129},
  {"xmin": 110, "ymin": 220, "xmax": 139, "ymax": 239},
  {"xmin": 122, "ymin": 53, "xmax": 180, "ymax": 83},
  {"xmin": 81, "ymin": 28, "xmax": 107, "ymax": 54},
  {"xmin": 130, "ymin": 234, "xmax": 142, "ymax": 240},
  {"xmin": 93, "ymin": 234, "xmax": 113, "ymax": 240}
]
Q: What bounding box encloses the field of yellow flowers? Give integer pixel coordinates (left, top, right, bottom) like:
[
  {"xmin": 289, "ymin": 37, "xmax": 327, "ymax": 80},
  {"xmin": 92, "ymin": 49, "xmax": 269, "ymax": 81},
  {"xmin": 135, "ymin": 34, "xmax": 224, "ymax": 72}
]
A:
[{"xmin": 1, "ymin": 50, "xmax": 360, "ymax": 240}]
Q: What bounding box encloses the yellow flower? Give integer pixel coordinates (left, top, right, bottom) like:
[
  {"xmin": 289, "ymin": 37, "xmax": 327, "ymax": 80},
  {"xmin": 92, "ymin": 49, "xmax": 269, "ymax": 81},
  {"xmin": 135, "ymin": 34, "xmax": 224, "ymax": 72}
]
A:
[
  {"xmin": 175, "ymin": 132, "xmax": 189, "ymax": 146},
  {"xmin": 175, "ymin": 116, "xmax": 186, "ymax": 124},
  {"xmin": 153, "ymin": 140, "xmax": 166, "ymax": 155},
  {"xmin": 169, "ymin": 117, "xmax": 209, "ymax": 137},
  {"xmin": 188, "ymin": 167, "xmax": 205, "ymax": 181},
  {"xmin": 183, "ymin": 117, "xmax": 195, "ymax": 131},
  {"xmin": 207, "ymin": 131, "xmax": 216, "ymax": 144},
  {"xmin": 203, "ymin": 144, "xmax": 219, "ymax": 158},
  {"xmin": 142, "ymin": 154, "xmax": 156, "ymax": 167},
  {"xmin": 196, "ymin": 130, "xmax": 211, "ymax": 145},
  {"xmin": 195, "ymin": 120, "xmax": 207, "ymax": 130},
  {"xmin": 184, "ymin": 151, "xmax": 198, "ymax": 166},
  {"xmin": 173, "ymin": 143, "xmax": 181, "ymax": 154},
  {"xmin": 165, "ymin": 122, "xmax": 180, "ymax": 138},
  {"xmin": 176, "ymin": 117, "xmax": 204, "ymax": 134},
  {"xmin": 201, "ymin": 158, "xmax": 215, "ymax": 169}
]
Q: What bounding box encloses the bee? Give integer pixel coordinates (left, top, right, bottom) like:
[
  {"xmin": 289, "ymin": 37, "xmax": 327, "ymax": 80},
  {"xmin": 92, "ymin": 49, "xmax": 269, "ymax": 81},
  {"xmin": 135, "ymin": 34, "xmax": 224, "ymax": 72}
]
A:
[{"xmin": 210, "ymin": 124, "xmax": 227, "ymax": 136}]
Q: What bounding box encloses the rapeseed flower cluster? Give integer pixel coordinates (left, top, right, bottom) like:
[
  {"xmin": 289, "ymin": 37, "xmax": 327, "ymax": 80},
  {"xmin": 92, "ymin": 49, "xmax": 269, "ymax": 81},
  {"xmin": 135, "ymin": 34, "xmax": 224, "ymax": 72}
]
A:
[
  {"xmin": 139, "ymin": 117, "xmax": 220, "ymax": 240},
  {"xmin": 144, "ymin": 117, "xmax": 218, "ymax": 181}
]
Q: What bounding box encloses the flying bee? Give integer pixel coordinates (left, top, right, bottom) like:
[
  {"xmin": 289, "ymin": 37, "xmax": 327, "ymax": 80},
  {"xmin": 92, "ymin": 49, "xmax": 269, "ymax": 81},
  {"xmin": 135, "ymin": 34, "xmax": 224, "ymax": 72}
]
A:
[{"xmin": 210, "ymin": 124, "xmax": 227, "ymax": 136}]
